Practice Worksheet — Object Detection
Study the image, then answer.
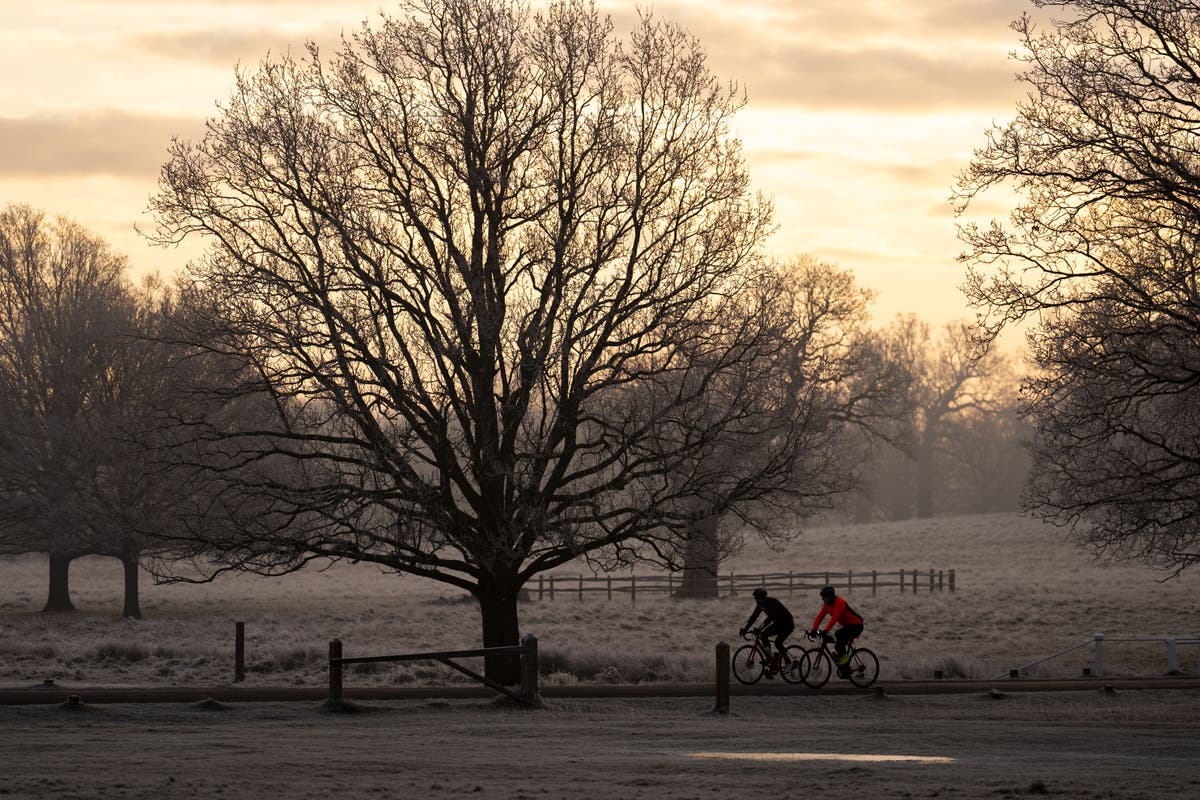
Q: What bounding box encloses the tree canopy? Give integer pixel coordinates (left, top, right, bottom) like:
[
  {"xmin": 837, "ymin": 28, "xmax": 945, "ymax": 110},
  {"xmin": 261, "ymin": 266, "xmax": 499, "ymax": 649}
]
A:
[{"xmin": 955, "ymin": 0, "xmax": 1200, "ymax": 572}]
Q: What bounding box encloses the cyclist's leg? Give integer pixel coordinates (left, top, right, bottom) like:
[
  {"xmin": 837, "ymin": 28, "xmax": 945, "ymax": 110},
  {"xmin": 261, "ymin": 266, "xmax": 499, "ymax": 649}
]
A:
[
  {"xmin": 835, "ymin": 624, "xmax": 863, "ymax": 664},
  {"xmin": 759, "ymin": 621, "xmax": 780, "ymax": 669},
  {"xmin": 774, "ymin": 620, "xmax": 795, "ymax": 660}
]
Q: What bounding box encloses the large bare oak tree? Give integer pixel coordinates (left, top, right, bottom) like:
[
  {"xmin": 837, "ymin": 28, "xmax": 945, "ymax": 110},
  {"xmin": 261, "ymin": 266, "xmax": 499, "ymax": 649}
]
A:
[{"xmin": 148, "ymin": 0, "xmax": 836, "ymax": 681}]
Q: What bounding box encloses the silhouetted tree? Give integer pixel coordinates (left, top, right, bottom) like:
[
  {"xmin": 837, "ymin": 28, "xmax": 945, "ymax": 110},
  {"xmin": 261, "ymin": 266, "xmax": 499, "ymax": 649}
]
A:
[
  {"xmin": 955, "ymin": 0, "xmax": 1200, "ymax": 572},
  {"xmin": 0, "ymin": 204, "xmax": 135, "ymax": 612},
  {"xmin": 146, "ymin": 0, "xmax": 824, "ymax": 682}
]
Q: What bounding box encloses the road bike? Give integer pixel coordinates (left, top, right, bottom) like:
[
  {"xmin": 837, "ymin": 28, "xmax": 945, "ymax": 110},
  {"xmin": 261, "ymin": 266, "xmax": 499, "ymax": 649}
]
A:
[
  {"xmin": 798, "ymin": 631, "xmax": 879, "ymax": 688},
  {"xmin": 732, "ymin": 628, "xmax": 806, "ymax": 685}
]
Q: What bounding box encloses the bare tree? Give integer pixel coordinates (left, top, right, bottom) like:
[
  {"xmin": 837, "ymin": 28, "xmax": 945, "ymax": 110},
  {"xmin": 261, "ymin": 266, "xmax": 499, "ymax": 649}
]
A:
[
  {"xmin": 144, "ymin": 0, "xmax": 827, "ymax": 682},
  {"xmin": 674, "ymin": 256, "xmax": 881, "ymax": 597},
  {"xmin": 0, "ymin": 204, "xmax": 136, "ymax": 611},
  {"xmin": 955, "ymin": 0, "xmax": 1200, "ymax": 571},
  {"xmin": 872, "ymin": 316, "xmax": 1007, "ymax": 519}
]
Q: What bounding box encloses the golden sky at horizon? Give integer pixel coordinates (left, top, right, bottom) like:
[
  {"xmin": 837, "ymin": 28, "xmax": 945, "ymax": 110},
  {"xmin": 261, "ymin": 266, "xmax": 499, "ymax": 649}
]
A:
[{"xmin": 0, "ymin": 0, "xmax": 1031, "ymax": 327}]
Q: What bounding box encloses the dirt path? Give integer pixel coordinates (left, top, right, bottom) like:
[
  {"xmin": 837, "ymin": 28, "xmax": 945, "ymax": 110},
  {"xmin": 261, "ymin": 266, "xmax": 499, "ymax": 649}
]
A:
[{"xmin": 2, "ymin": 690, "xmax": 1198, "ymax": 799}]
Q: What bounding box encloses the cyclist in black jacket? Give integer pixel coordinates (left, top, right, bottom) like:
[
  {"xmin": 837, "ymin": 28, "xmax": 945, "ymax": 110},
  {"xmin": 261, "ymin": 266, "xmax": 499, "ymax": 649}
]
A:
[{"xmin": 739, "ymin": 587, "xmax": 795, "ymax": 675}]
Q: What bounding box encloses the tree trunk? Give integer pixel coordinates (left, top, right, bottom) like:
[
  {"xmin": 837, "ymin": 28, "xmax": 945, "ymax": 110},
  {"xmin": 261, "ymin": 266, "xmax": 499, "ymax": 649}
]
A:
[
  {"xmin": 916, "ymin": 436, "xmax": 935, "ymax": 519},
  {"xmin": 477, "ymin": 575, "xmax": 523, "ymax": 685},
  {"xmin": 43, "ymin": 553, "xmax": 76, "ymax": 612},
  {"xmin": 121, "ymin": 552, "xmax": 142, "ymax": 620},
  {"xmin": 677, "ymin": 514, "xmax": 721, "ymax": 599}
]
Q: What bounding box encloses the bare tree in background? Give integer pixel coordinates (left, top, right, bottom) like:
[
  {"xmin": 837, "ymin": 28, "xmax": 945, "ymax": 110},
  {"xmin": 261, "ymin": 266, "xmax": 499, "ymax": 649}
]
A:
[
  {"xmin": 872, "ymin": 316, "xmax": 1008, "ymax": 519},
  {"xmin": 674, "ymin": 256, "xmax": 886, "ymax": 597},
  {"xmin": 0, "ymin": 204, "xmax": 135, "ymax": 612},
  {"xmin": 145, "ymin": 0, "xmax": 826, "ymax": 682},
  {"xmin": 955, "ymin": 0, "xmax": 1200, "ymax": 572}
]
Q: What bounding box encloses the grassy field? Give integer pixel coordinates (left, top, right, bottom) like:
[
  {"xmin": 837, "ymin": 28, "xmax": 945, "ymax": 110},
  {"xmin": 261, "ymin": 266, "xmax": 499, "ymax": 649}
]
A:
[{"xmin": 1, "ymin": 512, "xmax": 1198, "ymax": 688}]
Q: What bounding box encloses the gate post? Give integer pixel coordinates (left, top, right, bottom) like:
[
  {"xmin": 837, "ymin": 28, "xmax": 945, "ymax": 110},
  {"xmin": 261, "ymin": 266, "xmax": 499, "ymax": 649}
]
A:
[
  {"xmin": 328, "ymin": 639, "xmax": 344, "ymax": 702},
  {"xmin": 714, "ymin": 641, "xmax": 730, "ymax": 715},
  {"xmin": 521, "ymin": 634, "xmax": 539, "ymax": 705}
]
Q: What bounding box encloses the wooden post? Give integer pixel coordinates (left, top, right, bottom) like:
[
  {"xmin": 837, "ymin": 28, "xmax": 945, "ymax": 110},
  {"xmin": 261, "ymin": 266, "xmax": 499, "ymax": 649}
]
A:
[
  {"xmin": 1093, "ymin": 632, "xmax": 1105, "ymax": 677},
  {"xmin": 824, "ymin": 570, "xmax": 830, "ymax": 587},
  {"xmin": 328, "ymin": 639, "xmax": 343, "ymax": 702},
  {"xmin": 630, "ymin": 575, "xmax": 637, "ymax": 605},
  {"xmin": 578, "ymin": 575, "xmax": 584, "ymax": 602},
  {"xmin": 938, "ymin": 570, "xmax": 944, "ymax": 591},
  {"xmin": 847, "ymin": 570, "xmax": 853, "ymax": 593},
  {"xmin": 235, "ymin": 621, "xmax": 245, "ymax": 683},
  {"xmin": 788, "ymin": 572, "xmax": 794, "ymax": 596},
  {"xmin": 668, "ymin": 573, "xmax": 674, "ymax": 597},
  {"xmin": 729, "ymin": 572, "xmax": 736, "ymax": 596},
  {"xmin": 949, "ymin": 569, "xmax": 955, "ymax": 593},
  {"xmin": 900, "ymin": 568, "xmax": 905, "ymax": 593},
  {"xmin": 929, "ymin": 569, "xmax": 934, "ymax": 593},
  {"xmin": 521, "ymin": 633, "xmax": 539, "ymax": 705},
  {"xmin": 872, "ymin": 569, "xmax": 877, "ymax": 595},
  {"xmin": 607, "ymin": 576, "xmax": 612, "ymax": 601},
  {"xmin": 714, "ymin": 641, "xmax": 730, "ymax": 715},
  {"xmin": 538, "ymin": 575, "xmax": 544, "ymax": 601},
  {"xmin": 912, "ymin": 569, "xmax": 918, "ymax": 593},
  {"xmin": 549, "ymin": 575, "xmax": 555, "ymax": 601}
]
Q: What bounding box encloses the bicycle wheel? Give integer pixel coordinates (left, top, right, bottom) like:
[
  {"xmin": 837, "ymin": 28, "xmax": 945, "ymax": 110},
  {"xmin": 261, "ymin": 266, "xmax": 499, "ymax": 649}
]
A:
[
  {"xmin": 732, "ymin": 644, "xmax": 764, "ymax": 685},
  {"xmin": 780, "ymin": 644, "xmax": 807, "ymax": 684},
  {"xmin": 846, "ymin": 647, "xmax": 880, "ymax": 688},
  {"xmin": 799, "ymin": 649, "xmax": 832, "ymax": 688}
]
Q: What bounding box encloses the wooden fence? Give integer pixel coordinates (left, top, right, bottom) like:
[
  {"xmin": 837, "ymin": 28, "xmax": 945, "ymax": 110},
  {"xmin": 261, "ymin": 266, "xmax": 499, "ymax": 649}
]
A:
[{"xmin": 533, "ymin": 568, "xmax": 954, "ymax": 603}]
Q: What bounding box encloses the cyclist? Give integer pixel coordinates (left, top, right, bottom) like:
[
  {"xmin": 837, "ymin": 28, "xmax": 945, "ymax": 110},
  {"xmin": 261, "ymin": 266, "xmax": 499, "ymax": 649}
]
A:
[
  {"xmin": 807, "ymin": 585, "xmax": 864, "ymax": 676},
  {"xmin": 739, "ymin": 587, "xmax": 795, "ymax": 676}
]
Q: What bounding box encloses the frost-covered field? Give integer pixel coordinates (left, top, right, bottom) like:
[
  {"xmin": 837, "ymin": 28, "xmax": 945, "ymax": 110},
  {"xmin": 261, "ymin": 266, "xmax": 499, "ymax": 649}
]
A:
[{"xmin": 2, "ymin": 513, "xmax": 1198, "ymax": 688}]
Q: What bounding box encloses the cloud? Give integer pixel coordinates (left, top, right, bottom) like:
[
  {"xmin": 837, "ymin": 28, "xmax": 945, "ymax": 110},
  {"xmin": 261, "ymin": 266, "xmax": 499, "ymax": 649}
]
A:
[{"xmin": 0, "ymin": 111, "xmax": 203, "ymax": 179}]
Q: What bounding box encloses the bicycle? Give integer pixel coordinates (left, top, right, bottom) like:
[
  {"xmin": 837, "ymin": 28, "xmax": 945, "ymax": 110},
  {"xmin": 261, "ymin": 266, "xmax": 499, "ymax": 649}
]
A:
[
  {"xmin": 732, "ymin": 628, "xmax": 806, "ymax": 685},
  {"xmin": 798, "ymin": 630, "xmax": 879, "ymax": 688}
]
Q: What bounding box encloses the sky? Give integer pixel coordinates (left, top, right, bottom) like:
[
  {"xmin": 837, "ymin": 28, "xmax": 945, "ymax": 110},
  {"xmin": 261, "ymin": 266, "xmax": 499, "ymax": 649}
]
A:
[{"xmin": 0, "ymin": 0, "xmax": 1032, "ymax": 327}]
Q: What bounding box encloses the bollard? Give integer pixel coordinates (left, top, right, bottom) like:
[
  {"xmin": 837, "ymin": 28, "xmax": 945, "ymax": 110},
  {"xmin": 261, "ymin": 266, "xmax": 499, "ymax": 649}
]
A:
[
  {"xmin": 235, "ymin": 621, "xmax": 245, "ymax": 683},
  {"xmin": 329, "ymin": 639, "xmax": 343, "ymax": 702},
  {"xmin": 714, "ymin": 642, "xmax": 730, "ymax": 714}
]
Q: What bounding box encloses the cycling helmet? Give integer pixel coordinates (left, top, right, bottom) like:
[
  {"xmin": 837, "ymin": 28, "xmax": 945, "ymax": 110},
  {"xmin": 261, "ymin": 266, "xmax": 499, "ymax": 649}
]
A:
[
  {"xmin": 819, "ymin": 585, "xmax": 836, "ymax": 598},
  {"xmin": 752, "ymin": 587, "xmax": 768, "ymax": 599}
]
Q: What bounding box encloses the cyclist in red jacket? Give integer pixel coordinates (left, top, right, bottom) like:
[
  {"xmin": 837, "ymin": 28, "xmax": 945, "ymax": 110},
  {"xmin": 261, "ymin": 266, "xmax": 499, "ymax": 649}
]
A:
[{"xmin": 808, "ymin": 585, "xmax": 864, "ymax": 673}]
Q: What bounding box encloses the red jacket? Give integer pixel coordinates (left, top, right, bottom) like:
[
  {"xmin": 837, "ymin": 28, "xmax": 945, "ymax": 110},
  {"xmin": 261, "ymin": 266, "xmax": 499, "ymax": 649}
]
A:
[{"xmin": 811, "ymin": 597, "xmax": 863, "ymax": 632}]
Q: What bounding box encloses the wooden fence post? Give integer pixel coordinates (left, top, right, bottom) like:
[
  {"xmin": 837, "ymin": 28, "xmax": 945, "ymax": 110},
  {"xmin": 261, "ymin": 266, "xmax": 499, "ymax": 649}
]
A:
[
  {"xmin": 824, "ymin": 570, "xmax": 830, "ymax": 587},
  {"xmin": 668, "ymin": 573, "xmax": 674, "ymax": 596},
  {"xmin": 549, "ymin": 575, "xmax": 555, "ymax": 601},
  {"xmin": 578, "ymin": 575, "xmax": 584, "ymax": 602},
  {"xmin": 714, "ymin": 641, "xmax": 730, "ymax": 715},
  {"xmin": 928, "ymin": 569, "xmax": 934, "ymax": 593},
  {"xmin": 607, "ymin": 576, "xmax": 613, "ymax": 601},
  {"xmin": 788, "ymin": 572, "xmax": 794, "ymax": 595},
  {"xmin": 938, "ymin": 570, "xmax": 944, "ymax": 592},
  {"xmin": 912, "ymin": 569, "xmax": 918, "ymax": 593},
  {"xmin": 328, "ymin": 639, "xmax": 343, "ymax": 702},
  {"xmin": 630, "ymin": 575, "xmax": 637, "ymax": 605},
  {"xmin": 235, "ymin": 621, "xmax": 245, "ymax": 683},
  {"xmin": 538, "ymin": 576, "xmax": 544, "ymax": 601},
  {"xmin": 521, "ymin": 633, "xmax": 539, "ymax": 705},
  {"xmin": 847, "ymin": 570, "xmax": 853, "ymax": 593},
  {"xmin": 872, "ymin": 570, "xmax": 877, "ymax": 595},
  {"xmin": 949, "ymin": 569, "xmax": 956, "ymax": 592},
  {"xmin": 900, "ymin": 568, "xmax": 905, "ymax": 593}
]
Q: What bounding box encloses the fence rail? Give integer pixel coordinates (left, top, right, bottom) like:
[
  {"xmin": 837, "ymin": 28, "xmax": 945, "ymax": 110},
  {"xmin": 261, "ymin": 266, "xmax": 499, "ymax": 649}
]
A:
[
  {"xmin": 994, "ymin": 632, "xmax": 1200, "ymax": 679},
  {"xmin": 327, "ymin": 634, "xmax": 540, "ymax": 706},
  {"xmin": 534, "ymin": 568, "xmax": 955, "ymax": 602}
]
